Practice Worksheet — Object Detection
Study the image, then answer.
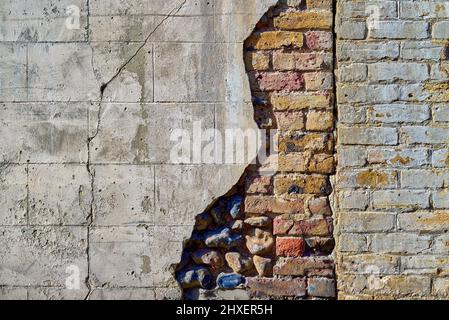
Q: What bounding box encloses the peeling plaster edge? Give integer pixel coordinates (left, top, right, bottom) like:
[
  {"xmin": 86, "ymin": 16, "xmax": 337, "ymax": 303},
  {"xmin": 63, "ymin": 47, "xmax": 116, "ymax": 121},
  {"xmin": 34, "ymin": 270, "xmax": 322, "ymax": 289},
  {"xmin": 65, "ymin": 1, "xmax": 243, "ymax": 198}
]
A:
[{"xmin": 172, "ymin": 0, "xmax": 284, "ymax": 299}]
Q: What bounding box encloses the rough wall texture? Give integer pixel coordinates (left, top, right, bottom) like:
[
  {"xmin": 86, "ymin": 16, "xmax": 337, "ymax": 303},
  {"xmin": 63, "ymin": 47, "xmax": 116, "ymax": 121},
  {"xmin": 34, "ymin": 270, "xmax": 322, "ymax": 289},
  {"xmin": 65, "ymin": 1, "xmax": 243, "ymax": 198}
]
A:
[
  {"xmin": 335, "ymin": 0, "xmax": 449, "ymax": 300},
  {"xmin": 1, "ymin": 0, "xmax": 449, "ymax": 301}
]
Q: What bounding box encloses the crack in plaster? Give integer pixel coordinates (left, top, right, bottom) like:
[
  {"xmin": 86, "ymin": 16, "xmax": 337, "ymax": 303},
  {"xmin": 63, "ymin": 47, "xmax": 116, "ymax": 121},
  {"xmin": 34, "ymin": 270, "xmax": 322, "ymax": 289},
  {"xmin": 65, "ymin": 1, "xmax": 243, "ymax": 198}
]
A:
[{"xmin": 83, "ymin": 0, "xmax": 187, "ymax": 300}]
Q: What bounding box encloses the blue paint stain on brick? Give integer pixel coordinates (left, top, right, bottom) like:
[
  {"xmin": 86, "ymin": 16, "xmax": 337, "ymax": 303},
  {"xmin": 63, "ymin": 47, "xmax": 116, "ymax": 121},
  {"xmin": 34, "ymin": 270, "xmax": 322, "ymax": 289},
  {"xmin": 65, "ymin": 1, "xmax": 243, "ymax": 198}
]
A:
[
  {"xmin": 217, "ymin": 274, "xmax": 245, "ymax": 289},
  {"xmin": 203, "ymin": 227, "xmax": 243, "ymax": 248},
  {"xmin": 176, "ymin": 266, "xmax": 214, "ymax": 289},
  {"xmin": 227, "ymin": 195, "xmax": 243, "ymax": 218}
]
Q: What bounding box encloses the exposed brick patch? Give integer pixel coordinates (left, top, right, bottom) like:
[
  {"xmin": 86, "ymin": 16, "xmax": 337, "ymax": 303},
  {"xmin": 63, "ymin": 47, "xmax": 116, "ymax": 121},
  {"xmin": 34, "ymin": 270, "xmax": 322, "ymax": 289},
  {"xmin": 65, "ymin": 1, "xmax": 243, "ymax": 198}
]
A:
[{"xmin": 176, "ymin": 1, "xmax": 335, "ymax": 300}]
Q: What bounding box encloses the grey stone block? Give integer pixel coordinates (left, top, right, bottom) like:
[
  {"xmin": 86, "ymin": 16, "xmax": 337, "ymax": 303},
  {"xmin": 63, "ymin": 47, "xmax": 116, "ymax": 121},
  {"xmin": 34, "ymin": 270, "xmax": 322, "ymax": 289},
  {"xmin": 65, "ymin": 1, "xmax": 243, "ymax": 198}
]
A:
[
  {"xmin": 0, "ymin": 165, "xmax": 27, "ymax": 226},
  {"xmin": 93, "ymin": 165, "xmax": 155, "ymax": 226},
  {"xmin": 28, "ymin": 164, "xmax": 91, "ymax": 225}
]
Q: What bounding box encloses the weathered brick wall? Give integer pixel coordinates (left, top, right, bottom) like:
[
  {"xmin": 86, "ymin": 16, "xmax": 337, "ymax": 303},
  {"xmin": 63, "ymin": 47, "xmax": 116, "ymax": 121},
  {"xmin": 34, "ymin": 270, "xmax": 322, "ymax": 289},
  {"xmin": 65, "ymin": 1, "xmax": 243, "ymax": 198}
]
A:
[
  {"xmin": 335, "ymin": 0, "xmax": 449, "ymax": 300},
  {"xmin": 247, "ymin": 0, "xmax": 336, "ymax": 299}
]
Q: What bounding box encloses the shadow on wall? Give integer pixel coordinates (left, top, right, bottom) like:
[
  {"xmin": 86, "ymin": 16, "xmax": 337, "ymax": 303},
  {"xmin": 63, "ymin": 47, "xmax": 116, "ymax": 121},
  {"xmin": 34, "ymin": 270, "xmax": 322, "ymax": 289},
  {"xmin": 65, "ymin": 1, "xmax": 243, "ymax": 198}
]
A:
[{"xmin": 174, "ymin": 0, "xmax": 337, "ymax": 300}]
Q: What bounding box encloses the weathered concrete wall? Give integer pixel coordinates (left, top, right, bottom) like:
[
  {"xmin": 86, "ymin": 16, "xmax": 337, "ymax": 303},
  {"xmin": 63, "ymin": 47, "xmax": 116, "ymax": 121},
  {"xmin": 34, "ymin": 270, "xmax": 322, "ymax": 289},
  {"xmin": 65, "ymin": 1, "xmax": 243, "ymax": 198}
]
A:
[
  {"xmin": 0, "ymin": 0, "xmax": 279, "ymax": 299},
  {"xmin": 335, "ymin": 0, "xmax": 449, "ymax": 300}
]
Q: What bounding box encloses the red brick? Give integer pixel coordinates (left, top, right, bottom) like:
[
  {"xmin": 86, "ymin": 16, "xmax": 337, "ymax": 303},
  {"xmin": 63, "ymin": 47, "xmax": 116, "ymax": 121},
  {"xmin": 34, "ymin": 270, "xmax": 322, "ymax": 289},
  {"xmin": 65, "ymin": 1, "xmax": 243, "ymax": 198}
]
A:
[
  {"xmin": 275, "ymin": 111, "xmax": 305, "ymax": 131},
  {"xmin": 305, "ymin": 31, "xmax": 333, "ymax": 51},
  {"xmin": 249, "ymin": 71, "xmax": 303, "ymax": 91},
  {"xmin": 276, "ymin": 237, "xmax": 306, "ymax": 257},
  {"xmin": 289, "ymin": 218, "xmax": 333, "ymax": 236},
  {"xmin": 273, "ymin": 216, "xmax": 294, "ymax": 235},
  {"xmin": 247, "ymin": 277, "xmax": 306, "ymax": 298}
]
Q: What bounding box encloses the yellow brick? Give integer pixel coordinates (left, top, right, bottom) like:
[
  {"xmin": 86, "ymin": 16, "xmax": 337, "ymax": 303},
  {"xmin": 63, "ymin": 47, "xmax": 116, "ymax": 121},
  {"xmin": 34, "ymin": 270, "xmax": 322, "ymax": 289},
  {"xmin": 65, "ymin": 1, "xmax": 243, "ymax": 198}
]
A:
[
  {"xmin": 355, "ymin": 171, "xmax": 394, "ymax": 188},
  {"xmin": 274, "ymin": 11, "xmax": 333, "ymax": 30},
  {"xmin": 278, "ymin": 132, "xmax": 334, "ymax": 153},
  {"xmin": 247, "ymin": 31, "xmax": 304, "ymax": 50},
  {"xmin": 278, "ymin": 153, "xmax": 310, "ymax": 172},
  {"xmin": 306, "ymin": 110, "xmax": 334, "ymax": 131},
  {"xmin": 271, "ymin": 93, "xmax": 331, "ymax": 111},
  {"xmin": 273, "ymin": 52, "xmax": 332, "ymax": 71},
  {"xmin": 306, "ymin": 0, "xmax": 333, "ymax": 10},
  {"xmin": 304, "ymin": 72, "xmax": 333, "ymax": 91},
  {"xmin": 278, "ymin": 152, "xmax": 335, "ymax": 174},
  {"xmin": 308, "ymin": 154, "xmax": 335, "ymax": 174},
  {"xmin": 245, "ymin": 52, "xmax": 270, "ymax": 70},
  {"xmin": 274, "ymin": 174, "xmax": 330, "ymax": 195},
  {"xmin": 424, "ymin": 82, "xmax": 449, "ymax": 102}
]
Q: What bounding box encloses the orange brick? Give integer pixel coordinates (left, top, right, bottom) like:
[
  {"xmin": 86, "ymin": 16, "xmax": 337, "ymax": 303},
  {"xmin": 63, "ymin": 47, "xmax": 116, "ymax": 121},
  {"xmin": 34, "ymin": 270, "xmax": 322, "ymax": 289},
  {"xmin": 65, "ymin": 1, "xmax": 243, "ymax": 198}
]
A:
[
  {"xmin": 279, "ymin": 153, "xmax": 335, "ymax": 174},
  {"xmin": 247, "ymin": 31, "xmax": 304, "ymax": 50},
  {"xmin": 274, "ymin": 11, "xmax": 333, "ymax": 30},
  {"xmin": 271, "ymin": 93, "xmax": 331, "ymax": 111},
  {"xmin": 244, "ymin": 195, "xmax": 305, "ymax": 215},
  {"xmin": 276, "ymin": 237, "xmax": 306, "ymax": 257}
]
